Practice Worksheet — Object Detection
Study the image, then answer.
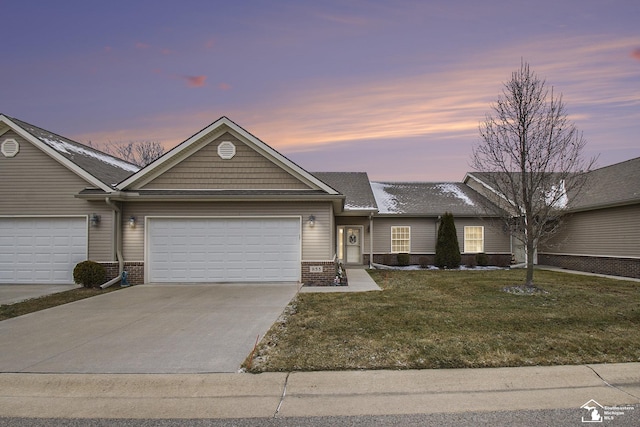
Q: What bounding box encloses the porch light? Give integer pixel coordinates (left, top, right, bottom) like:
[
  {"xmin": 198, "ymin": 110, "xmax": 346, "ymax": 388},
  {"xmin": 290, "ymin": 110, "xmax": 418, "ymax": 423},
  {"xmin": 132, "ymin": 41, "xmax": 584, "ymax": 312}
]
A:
[
  {"xmin": 308, "ymin": 215, "xmax": 316, "ymax": 227},
  {"xmin": 129, "ymin": 216, "xmax": 136, "ymax": 228},
  {"xmin": 90, "ymin": 213, "xmax": 101, "ymax": 227}
]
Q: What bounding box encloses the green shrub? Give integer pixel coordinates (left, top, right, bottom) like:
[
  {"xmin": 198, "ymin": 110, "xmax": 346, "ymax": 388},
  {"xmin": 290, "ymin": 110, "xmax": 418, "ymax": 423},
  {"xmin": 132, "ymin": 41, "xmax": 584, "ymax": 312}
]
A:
[
  {"xmin": 397, "ymin": 253, "xmax": 410, "ymax": 266},
  {"xmin": 476, "ymin": 253, "xmax": 489, "ymax": 267},
  {"xmin": 73, "ymin": 260, "xmax": 106, "ymax": 288},
  {"xmin": 435, "ymin": 212, "xmax": 461, "ymax": 269},
  {"xmin": 419, "ymin": 256, "xmax": 430, "ymax": 268}
]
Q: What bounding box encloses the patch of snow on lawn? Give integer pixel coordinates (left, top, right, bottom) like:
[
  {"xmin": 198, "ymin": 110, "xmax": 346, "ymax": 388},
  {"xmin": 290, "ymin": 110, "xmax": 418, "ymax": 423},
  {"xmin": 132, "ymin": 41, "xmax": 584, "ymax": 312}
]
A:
[
  {"xmin": 372, "ymin": 263, "xmax": 505, "ymax": 271},
  {"xmin": 41, "ymin": 136, "xmax": 140, "ymax": 172},
  {"xmin": 371, "ymin": 182, "xmax": 400, "ymax": 213},
  {"xmin": 436, "ymin": 183, "xmax": 475, "ymax": 206}
]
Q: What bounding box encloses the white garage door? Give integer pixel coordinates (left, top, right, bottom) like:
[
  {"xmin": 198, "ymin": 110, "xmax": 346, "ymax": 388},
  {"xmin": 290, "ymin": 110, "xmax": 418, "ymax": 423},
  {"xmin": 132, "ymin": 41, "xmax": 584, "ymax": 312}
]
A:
[
  {"xmin": 147, "ymin": 217, "xmax": 301, "ymax": 282},
  {"xmin": 0, "ymin": 217, "xmax": 88, "ymax": 284}
]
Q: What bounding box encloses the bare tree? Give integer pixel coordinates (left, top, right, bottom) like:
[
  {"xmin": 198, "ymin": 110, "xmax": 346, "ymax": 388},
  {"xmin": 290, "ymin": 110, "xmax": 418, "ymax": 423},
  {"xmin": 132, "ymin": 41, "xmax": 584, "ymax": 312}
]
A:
[
  {"xmin": 105, "ymin": 141, "xmax": 165, "ymax": 167},
  {"xmin": 470, "ymin": 61, "xmax": 596, "ymax": 288}
]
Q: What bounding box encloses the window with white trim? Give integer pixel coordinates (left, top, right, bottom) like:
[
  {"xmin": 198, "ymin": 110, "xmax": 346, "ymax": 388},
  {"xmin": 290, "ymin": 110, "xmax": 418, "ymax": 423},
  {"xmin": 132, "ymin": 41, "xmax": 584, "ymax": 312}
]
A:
[
  {"xmin": 391, "ymin": 226, "xmax": 410, "ymax": 253},
  {"xmin": 464, "ymin": 226, "xmax": 484, "ymax": 253}
]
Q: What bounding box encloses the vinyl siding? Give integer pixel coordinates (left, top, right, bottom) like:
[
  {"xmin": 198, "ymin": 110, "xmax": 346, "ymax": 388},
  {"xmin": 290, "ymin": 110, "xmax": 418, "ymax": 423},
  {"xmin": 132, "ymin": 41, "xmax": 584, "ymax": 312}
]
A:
[
  {"xmin": 453, "ymin": 218, "xmax": 511, "ymax": 253},
  {"xmin": 540, "ymin": 204, "xmax": 640, "ymax": 258},
  {"xmin": 0, "ymin": 131, "xmax": 114, "ymax": 261},
  {"xmin": 121, "ymin": 201, "xmax": 332, "ymax": 261},
  {"xmin": 372, "ymin": 217, "xmax": 510, "ymax": 254},
  {"xmin": 142, "ymin": 132, "xmax": 310, "ymax": 190},
  {"xmin": 372, "ymin": 218, "xmax": 437, "ymax": 253}
]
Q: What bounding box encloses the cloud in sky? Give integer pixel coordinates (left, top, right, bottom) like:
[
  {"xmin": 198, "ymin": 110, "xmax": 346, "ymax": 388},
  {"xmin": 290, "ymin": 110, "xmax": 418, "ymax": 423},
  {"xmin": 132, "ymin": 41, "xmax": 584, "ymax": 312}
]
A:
[
  {"xmin": 632, "ymin": 48, "xmax": 640, "ymax": 61},
  {"xmin": 71, "ymin": 34, "xmax": 639, "ymax": 180},
  {"xmin": 183, "ymin": 75, "xmax": 207, "ymax": 88},
  {"xmin": 135, "ymin": 42, "xmax": 150, "ymax": 49}
]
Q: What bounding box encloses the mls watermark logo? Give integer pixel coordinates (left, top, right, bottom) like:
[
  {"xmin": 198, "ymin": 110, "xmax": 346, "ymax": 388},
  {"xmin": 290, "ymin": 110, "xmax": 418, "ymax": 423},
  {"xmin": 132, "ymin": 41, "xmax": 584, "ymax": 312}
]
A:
[{"xmin": 581, "ymin": 400, "xmax": 603, "ymax": 423}]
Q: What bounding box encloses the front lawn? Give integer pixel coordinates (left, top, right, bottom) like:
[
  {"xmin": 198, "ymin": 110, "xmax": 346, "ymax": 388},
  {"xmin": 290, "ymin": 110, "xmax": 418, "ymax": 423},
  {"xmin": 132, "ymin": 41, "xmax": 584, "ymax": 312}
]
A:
[{"xmin": 244, "ymin": 269, "xmax": 640, "ymax": 372}]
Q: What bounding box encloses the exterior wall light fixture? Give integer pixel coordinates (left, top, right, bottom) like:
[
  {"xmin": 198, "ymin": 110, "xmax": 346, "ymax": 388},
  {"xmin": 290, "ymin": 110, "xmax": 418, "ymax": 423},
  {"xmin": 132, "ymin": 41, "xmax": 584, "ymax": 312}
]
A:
[
  {"xmin": 129, "ymin": 216, "xmax": 136, "ymax": 228},
  {"xmin": 90, "ymin": 213, "xmax": 101, "ymax": 227},
  {"xmin": 308, "ymin": 215, "xmax": 316, "ymax": 227}
]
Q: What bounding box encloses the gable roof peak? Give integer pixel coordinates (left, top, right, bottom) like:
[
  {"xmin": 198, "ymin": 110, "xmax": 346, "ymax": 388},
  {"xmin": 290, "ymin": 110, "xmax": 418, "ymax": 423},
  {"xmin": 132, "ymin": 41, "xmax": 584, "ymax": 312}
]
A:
[{"xmin": 1, "ymin": 114, "xmax": 139, "ymax": 190}]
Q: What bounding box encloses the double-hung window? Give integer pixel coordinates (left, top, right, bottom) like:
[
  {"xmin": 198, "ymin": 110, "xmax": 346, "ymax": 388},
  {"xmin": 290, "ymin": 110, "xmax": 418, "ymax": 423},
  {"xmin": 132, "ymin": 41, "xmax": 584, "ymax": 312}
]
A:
[
  {"xmin": 391, "ymin": 226, "xmax": 411, "ymax": 253},
  {"xmin": 464, "ymin": 226, "xmax": 484, "ymax": 253}
]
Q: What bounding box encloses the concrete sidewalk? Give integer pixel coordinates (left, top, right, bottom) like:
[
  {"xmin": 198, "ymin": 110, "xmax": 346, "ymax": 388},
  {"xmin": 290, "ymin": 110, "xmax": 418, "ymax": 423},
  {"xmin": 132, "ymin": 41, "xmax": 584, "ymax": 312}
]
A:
[{"xmin": 1, "ymin": 363, "xmax": 638, "ymax": 419}]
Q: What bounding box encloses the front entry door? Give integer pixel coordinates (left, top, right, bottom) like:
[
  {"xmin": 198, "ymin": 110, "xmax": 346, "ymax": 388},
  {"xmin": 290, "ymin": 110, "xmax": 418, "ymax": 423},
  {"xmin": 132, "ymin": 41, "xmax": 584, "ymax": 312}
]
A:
[{"xmin": 337, "ymin": 226, "xmax": 362, "ymax": 264}]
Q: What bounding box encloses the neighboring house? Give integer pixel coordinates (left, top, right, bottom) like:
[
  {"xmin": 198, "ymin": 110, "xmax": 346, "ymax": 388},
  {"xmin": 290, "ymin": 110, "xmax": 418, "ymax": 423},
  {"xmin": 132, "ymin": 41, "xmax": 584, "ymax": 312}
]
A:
[
  {"xmin": 538, "ymin": 158, "xmax": 640, "ymax": 278},
  {"xmin": 465, "ymin": 158, "xmax": 640, "ymax": 279},
  {"xmin": 2, "ymin": 113, "xmax": 635, "ymax": 284}
]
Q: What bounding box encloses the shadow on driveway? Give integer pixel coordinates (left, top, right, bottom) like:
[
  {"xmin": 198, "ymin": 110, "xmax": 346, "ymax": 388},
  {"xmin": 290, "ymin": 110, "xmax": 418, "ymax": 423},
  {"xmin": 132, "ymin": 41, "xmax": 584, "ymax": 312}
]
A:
[{"xmin": 0, "ymin": 283, "xmax": 299, "ymax": 373}]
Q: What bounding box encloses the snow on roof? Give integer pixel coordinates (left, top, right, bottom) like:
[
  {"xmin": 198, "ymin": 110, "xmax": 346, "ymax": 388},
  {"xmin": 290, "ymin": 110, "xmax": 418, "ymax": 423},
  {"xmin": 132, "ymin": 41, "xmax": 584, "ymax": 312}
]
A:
[
  {"xmin": 435, "ymin": 183, "xmax": 475, "ymax": 206},
  {"xmin": 370, "ymin": 182, "xmax": 400, "ymax": 213},
  {"xmin": 40, "ymin": 135, "xmax": 140, "ymax": 173}
]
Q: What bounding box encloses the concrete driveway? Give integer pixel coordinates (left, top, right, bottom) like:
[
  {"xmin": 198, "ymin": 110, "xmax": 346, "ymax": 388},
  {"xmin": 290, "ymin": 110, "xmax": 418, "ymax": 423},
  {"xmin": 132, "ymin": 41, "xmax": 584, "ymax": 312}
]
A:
[{"xmin": 0, "ymin": 283, "xmax": 299, "ymax": 373}]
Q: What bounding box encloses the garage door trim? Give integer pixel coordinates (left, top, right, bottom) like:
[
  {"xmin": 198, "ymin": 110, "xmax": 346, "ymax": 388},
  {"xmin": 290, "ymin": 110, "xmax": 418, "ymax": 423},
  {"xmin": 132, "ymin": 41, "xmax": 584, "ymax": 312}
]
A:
[
  {"xmin": 0, "ymin": 215, "xmax": 89, "ymax": 284},
  {"xmin": 145, "ymin": 216, "xmax": 302, "ymax": 283}
]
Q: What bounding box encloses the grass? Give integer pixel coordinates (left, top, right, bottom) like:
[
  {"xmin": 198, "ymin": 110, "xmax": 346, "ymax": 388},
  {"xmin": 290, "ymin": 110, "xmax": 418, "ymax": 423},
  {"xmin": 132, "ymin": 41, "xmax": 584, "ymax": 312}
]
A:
[
  {"xmin": 0, "ymin": 286, "xmax": 121, "ymax": 321},
  {"xmin": 244, "ymin": 269, "xmax": 640, "ymax": 372}
]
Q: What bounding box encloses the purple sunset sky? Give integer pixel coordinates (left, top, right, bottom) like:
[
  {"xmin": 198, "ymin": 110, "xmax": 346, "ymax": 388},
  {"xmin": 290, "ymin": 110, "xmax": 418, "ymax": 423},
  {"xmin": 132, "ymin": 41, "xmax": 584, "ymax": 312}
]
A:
[{"xmin": 2, "ymin": 0, "xmax": 639, "ymax": 181}]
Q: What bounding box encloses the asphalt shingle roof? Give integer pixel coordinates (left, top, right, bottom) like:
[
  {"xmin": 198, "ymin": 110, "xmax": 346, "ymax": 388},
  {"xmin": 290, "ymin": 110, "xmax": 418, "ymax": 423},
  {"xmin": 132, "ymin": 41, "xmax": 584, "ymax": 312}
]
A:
[
  {"xmin": 313, "ymin": 172, "xmax": 378, "ymax": 211},
  {"xmin": 468, "ymin": 157, "xmax": 640, "ymax": 211},
  {"xmin": 9, "ymin": 116, "xmax": 139, "ymax": 187},
  {"xmin": 370, "ymin": 181, "xmax": 493, "ymax": 216},
  {"xmin": 573, "ymin": 157, "xmax": 640, "ymax": 210}
]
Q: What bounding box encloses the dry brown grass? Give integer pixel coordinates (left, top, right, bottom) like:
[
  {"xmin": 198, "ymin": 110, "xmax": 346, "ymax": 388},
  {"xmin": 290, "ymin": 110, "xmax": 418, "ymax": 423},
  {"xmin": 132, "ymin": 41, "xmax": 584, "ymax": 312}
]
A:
[{"xmin": 244, "ymin": 269, "xmax": 640, "ymax": 372}]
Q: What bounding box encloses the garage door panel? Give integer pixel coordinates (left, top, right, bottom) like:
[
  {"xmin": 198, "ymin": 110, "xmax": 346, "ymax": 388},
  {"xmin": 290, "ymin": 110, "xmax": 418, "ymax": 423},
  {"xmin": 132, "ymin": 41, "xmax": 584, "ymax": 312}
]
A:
[
  {"xmin": 0, "ymin": 218, "xmax": 87, "ymax": 284},
  {"xmin": 148, "ymin": 218, "xmax": 300, "ymax": 283}
]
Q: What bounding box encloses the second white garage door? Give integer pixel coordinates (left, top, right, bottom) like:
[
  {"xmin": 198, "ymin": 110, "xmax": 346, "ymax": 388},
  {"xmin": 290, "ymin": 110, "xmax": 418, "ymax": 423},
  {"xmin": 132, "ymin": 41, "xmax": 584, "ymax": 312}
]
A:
[{"xmin": 147, "ymin": 217, "xmax": 301, "ymax": 283}]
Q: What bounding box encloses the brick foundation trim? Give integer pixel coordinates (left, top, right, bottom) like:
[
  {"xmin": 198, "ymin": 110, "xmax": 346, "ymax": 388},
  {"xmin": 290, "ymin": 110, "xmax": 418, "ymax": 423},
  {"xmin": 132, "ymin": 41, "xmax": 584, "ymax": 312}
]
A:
[
  {"xmin": 371, "ymin": 253, "xmax": 512, "ymax": 267},
  {"xmin": 302, "ymin": 261, "xmax": 341, "ymax": 285},
  {"xmin": 100, "ymin": 262, "xmax": 145, "ymax": 285},
  {"xmin": 101, "ymin": 261, "xmax": 348, "ymax": 285},
  {"xmin": 538, "ymin": 254, "xmax": 640, "ymax": 279}
]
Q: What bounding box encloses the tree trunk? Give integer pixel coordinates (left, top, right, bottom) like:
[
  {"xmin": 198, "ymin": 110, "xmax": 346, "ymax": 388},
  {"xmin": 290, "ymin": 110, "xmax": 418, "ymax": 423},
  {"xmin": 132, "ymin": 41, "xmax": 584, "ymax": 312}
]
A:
[{"xmin": 525, "ymin": 239, "xmax": 535, "ymax": 288}]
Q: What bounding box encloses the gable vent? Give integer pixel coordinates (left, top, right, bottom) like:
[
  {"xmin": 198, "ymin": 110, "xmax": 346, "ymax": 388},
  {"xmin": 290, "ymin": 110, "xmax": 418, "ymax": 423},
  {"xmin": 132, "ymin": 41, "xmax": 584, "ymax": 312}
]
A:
[
  {"xmin": 217, "ymin": 141, "xmax": 236, "ymax": 160},
  {"xmin": 1, "ymin": 138, "xmax": 19, "ymax": 158}
]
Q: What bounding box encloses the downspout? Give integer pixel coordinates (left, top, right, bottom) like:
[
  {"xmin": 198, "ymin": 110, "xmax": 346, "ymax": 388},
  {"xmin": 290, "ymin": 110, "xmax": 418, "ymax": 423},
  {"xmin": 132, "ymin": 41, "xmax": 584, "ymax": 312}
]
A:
[
  {"xmin": 369, "ymin": 213, "xmax": 374, "ymax": 268},
  {"xmin": 100, "ymin": 197, "xmax": 124, "ymax": 288}
]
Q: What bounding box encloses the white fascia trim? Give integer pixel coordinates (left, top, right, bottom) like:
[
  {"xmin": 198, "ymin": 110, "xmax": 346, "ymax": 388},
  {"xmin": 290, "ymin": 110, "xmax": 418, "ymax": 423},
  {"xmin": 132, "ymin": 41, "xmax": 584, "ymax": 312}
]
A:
[
  {"xmin": 117, "ymin": 117, "xmax": 339, "ymax": 195},
  {"xmin": 464, "ymin": 173, "xmax": 517, "ymax": 208},
  {"xmin": 223, "ymin": 118, "xmax": 339, "ymax": 195},
  {"xmin": 0, "ymin": 116, "xmax": 113, "ymax": 193}
]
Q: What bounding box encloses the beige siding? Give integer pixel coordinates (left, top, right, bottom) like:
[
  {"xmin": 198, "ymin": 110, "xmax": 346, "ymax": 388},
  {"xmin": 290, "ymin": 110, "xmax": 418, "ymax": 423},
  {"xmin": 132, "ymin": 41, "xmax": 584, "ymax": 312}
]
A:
[
  {"xmin": 372, "ymin": 218, "xmax": 437, "ymax": 253},
  {"xmin": 541, "ymin": 204, "xmax": 640, "ymax": 258},
  {"xmin": 372, "ymin": 217, "xmax": 510, "ymax": 254},
  {"xmin": 0, "ymin": 131, "xmax": 114, "ymax": 261},
  {"xmin": 143, "ymin": 132, "xmax": 310, "ymax": 190},
  {"xmin": 121, "ymin": 201, "xmax": 333, "ymax": 261}
]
